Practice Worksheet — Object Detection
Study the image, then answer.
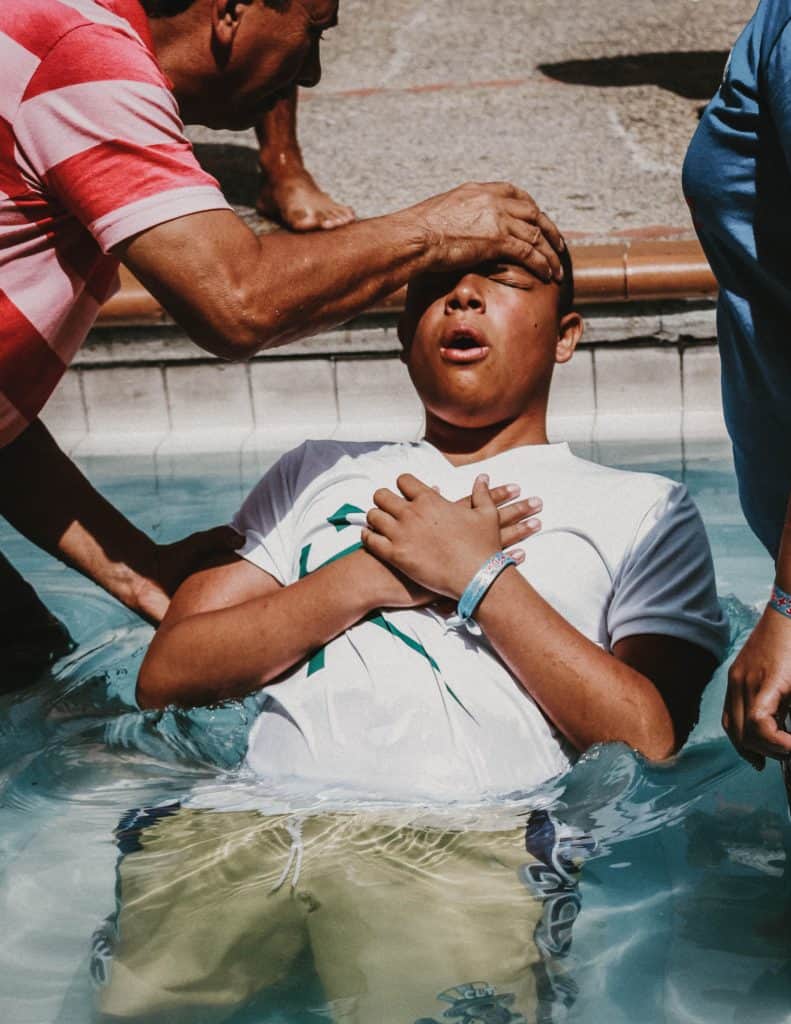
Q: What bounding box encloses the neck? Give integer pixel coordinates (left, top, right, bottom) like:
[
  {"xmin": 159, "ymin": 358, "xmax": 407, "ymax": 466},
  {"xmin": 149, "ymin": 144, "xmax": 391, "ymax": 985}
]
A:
[
  {"xmin": 424, "ymin": 403, "xmax": 550, "ymax": 466},
  {"xmin": 147, "ymin": 5, "xmax": 207, "ymax": 108}
]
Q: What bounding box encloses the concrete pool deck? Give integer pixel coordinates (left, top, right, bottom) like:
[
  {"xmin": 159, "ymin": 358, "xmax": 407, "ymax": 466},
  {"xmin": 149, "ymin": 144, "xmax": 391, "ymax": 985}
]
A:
[{"xmin": 41, "ymin": 0, "xmax": 755, "ymax": 456}]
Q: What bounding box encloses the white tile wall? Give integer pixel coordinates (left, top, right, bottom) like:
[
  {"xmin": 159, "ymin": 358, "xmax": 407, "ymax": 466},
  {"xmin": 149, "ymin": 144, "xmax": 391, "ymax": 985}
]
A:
[
  {"xmin": 594, "ymin": 346, "xmax": 682, "ymax": 442},
  {"xmin": 248, "ymin": 358, "xmax": 337, "ymax": 448},
  {"xmin": 39, "ymin": 368, "xmax": 86, "ymax": 454},
  {"xmin": 159, "ymin": 363, "xmax": 254, "ymax": 454},
  {"xmin": 77, "ymin": 366, "xmax": 169, "ymax": 454},
  {"xmin": 682, "ymin": 346, "xmax": 727, "ymax": 440},
  {"xmin": 334, "ymin": 358, "xmax": 424, "ymax": 441},
  {"xmin": 547, "ymin": 349, "xmax": 595, "ymax": 443},
  {"xmin": 45, "ymin": 340, "xmax": 730, "ymax": 453}
]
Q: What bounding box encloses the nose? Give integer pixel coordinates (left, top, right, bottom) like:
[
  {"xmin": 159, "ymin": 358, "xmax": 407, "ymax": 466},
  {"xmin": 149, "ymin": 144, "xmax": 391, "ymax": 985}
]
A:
[
  {"xmin": 445, "ymin": 276, "xmax": 486, "ymax": 314},
  {"xmin": 298, "ymin": 38, "xmax": 322, "ymax": 88}
]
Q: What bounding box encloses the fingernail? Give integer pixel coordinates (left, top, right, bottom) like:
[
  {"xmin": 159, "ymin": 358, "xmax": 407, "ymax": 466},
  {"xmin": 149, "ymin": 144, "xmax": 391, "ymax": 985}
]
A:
[
  {"xmin": 506, "ymin": 484, "xmax": 521, "ymax": 496},
  {"xmin": 527, "ymin": 517, "xmax": 541, "ymax": 530},
  {"xmin": 511, "ymin": 548, "xmax": 526, "ymax": 563},
  {"xmin": 556, "ymin": 266, "xmax": 564, "ymax": 281},
  {"xmin": 477, "ymin": 473, "xmax": 490, "ymax": 484},
  {"xmin": 527, "ymin": 496, "xmax": 542, "ymax": 510},
  {"xmin": 559, "ymin": 236, "xmax": 566, "ymax": 252}
]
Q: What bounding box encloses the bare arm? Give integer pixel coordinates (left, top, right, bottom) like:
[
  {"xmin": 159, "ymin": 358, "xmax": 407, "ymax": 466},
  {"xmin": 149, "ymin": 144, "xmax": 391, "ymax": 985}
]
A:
[
  {"xmin": 724, "ymin": 491, "xmax": 791, "ymax": 767},
  {"xmin": 137, "ymin": 485, "xmax": 538, "ymax": 709},
  {"xmin": 137, "ymin": 548, "xmax": 406, "ymax": 709},
  {"xmin": 474, "ymin": 573, "xmax": 715, "ymax": 758},
  {"xmin": 116, "ymin": 183, "xmax": 564, "ymax": 360},
  {"xmin": 0, "ymin": 420, "xmax": 237, "ymax": 623},
  {"xmin": 363, "ymin": 474, "xmax": 717, "ymax": 760}
]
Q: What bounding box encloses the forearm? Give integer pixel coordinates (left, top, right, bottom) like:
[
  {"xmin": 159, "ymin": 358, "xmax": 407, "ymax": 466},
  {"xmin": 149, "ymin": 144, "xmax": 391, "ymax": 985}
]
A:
[
  {"xmin": 123, "ymin": 209, "xmax": 430, "ymax": 360},
  {"xmin": 244, "ymin": 211, "xmax": 429, "ymax": 348},
  {"xmin": 137, "ymin": 550, "xmax": 384, "ymax": 709},
  {"xmin": 0, "ymin": 421, "xmax": 156, "ymax": 611},
  {"xmin": 475, "ymin": 569, "xmax": 677, "ymax": 758},
  {"xmin": 255, "ymin": 86, "xmax": 301, "ymax": 172},
  {"xmin": 775, "ymin": 492, "xmax": 791, "ymax": 589}
]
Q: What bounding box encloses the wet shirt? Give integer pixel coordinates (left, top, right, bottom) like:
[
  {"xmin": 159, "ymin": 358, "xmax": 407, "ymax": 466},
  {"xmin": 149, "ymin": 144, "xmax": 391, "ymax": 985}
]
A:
[
  {"xmin": 683, "ymin": 0, "xmax": 791, "ymax": 555},
  {"xmin": 233, "ymin": 440, "xmax": 729, "ymax": 802},
  {"xmin": 0, "ymin": 0, "xmax": 230, "ymax": 446}
]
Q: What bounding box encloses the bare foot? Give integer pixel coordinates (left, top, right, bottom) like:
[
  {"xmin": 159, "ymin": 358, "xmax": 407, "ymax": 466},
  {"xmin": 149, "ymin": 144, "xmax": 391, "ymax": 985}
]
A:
[{"xmin": 257, "ymin": 168, "xmax": 355, "ymax": 232}]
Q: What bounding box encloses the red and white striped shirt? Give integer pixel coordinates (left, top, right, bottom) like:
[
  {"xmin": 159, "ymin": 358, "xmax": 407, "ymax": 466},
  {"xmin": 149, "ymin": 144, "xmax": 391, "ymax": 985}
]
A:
[{"xmin": 0, "ymin": 0, "xmax": 230, "ymax": 446}]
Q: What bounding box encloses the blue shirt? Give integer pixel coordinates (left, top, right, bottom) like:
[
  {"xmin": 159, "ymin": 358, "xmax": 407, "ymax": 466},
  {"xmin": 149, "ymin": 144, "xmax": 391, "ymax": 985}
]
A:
[{"xmin": 683, "ymin": 0, "xmax": 791, "ymax": 557}]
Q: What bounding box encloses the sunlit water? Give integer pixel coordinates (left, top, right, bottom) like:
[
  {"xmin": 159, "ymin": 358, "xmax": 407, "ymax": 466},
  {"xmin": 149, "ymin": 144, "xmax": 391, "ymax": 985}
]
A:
[{"xmin": 1, "ymin": 441, "xmax": 789, "ymax": 1023}]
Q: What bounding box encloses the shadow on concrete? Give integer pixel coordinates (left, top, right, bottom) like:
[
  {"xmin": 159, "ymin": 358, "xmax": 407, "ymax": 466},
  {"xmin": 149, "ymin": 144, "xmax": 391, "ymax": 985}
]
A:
[
  {"xmin": 538, "ymin": 51, "xmax": 729, "ymax": 101},
  {"xmin": 192, "ymin": 142, "xmax": 261, "ymax": 207}
]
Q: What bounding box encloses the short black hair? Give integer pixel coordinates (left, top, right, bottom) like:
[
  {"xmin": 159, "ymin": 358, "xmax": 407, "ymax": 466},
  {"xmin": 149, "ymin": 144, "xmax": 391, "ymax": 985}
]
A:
[
  {"xmin": 141, "ymin": 0, "xmax": 288, "ymax": 14},
  {"xmin": 557, "ymin": 243, "xmax": 574, "ymax": 317},
  {"xmin": 141, "ymin": 0, "xmax": 197, "ymax": 15}
]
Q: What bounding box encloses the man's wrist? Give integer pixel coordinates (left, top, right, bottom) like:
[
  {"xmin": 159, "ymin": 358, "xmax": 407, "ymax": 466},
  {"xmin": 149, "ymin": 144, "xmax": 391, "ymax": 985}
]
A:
[
  {"xmin": 103, "ymin": 535, "xmax": 160, "ymax": 616},
  {"xmin": 385, "ymin": 207, "xmax": 436, "ymax": 275}
]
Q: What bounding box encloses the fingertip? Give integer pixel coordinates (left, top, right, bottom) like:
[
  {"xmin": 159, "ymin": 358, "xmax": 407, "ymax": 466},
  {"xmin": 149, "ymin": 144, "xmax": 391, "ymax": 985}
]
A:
[
  {"xmin": 526, "ymin": 517, "xmax": 541, "ymax": 531},
  {"xmin": 527, "ymin": 496, "xmax": 542, "ymax": 511}
]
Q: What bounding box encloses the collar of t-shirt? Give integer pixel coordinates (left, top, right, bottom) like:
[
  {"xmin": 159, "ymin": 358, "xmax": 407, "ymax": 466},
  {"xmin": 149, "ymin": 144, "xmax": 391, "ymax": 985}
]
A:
[{"xmin": 417, "ymin": 439, "xmax": 573, "ymax": 476}]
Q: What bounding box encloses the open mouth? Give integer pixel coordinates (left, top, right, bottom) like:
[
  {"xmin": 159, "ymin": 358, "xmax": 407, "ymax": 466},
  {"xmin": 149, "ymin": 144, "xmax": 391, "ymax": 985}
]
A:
[{"xmin": 439, "ymin": 329, "xmax": 490, "ymax": 364}]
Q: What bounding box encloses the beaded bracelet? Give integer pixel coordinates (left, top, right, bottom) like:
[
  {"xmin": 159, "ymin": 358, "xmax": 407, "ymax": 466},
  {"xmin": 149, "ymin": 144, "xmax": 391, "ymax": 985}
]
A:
[
  {"xmin": 446, "ymin": 551, "xmax": 517, "ymax": 632},
  {"xmin": 769, "ymin": 582, "xmax": 791, "ymax": 618}
]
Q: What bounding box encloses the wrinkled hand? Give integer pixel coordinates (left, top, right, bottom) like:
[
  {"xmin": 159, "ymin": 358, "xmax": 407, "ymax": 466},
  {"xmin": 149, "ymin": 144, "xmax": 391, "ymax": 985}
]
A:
[
  {"xmin": 724, "ymin": 606, "xmax": 791, "ymax": 769},
  {"xmin": 362, "ymin": 473, "xmax": 533, "ymax": 601},
  {"xmin": 130, "ymin": 526, "xmax": 243, "ymax": 625},
  {"xmin": 409, "ymin": 181, "xmax": 565, "ymax": 283}
]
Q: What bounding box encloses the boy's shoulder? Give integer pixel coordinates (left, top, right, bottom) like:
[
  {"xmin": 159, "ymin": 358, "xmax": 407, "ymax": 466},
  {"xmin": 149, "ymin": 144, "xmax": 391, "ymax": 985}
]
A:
[{"xmin": 566, "ymin": 451, "xmax": 684, "ymax": 503}]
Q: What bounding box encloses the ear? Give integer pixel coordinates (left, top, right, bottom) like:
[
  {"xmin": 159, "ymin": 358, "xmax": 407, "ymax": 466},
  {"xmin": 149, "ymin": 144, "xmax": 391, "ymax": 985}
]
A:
[
  {"xmin": 211, "ymin": 0, "xmax": 251, "ymax": 52},
  {"xmin": 555, "ymin": 312, "xmax": 583, "ymax": 365}
]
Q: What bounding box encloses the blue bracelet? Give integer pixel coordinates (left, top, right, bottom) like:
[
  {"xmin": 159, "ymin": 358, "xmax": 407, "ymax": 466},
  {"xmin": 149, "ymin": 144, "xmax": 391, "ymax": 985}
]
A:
[
  {"xmin": 769, "ymin": 582, "xmax": 791, "ymax": 618},
  {"xmin": 447, "ymin": 551, "xmax": 517, "ymax": 632}
]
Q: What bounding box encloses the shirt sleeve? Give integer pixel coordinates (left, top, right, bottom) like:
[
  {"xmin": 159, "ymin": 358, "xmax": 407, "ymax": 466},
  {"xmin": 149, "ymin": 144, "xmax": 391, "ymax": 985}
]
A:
[
  {"xmin": 231, "ymin": 446, "xmax": 308, "ymax": 586},
  {"xmin": 14, "ymin": 23, "xmax": 230, "ymax": 253},
  {"xmin": 607, "ymin": 483, "xmax": 730, "ymax": 660}
]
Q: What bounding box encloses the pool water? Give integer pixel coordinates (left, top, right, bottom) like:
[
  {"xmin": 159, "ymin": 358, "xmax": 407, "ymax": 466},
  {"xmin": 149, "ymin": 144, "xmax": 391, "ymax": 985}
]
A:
[{"xmin": 1, "ymin": 440, "xmax": 789, "ymax": 1023}]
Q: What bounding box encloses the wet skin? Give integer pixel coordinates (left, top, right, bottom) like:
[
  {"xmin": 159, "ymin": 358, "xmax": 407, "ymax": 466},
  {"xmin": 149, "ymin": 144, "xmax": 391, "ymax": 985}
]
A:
[{"xmin": 399, "ymin": 264, "xmax": 582, "ymax": 461}]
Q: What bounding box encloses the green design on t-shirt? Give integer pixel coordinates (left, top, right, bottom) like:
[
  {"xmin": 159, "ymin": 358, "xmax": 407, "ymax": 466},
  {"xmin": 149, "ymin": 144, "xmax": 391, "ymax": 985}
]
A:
[
  {"xmin": 327, "ymin": 503, "xmax": 365, "ymax": 532},
  {"xmin": 298, "ymin": 539, "xmax": 440, "ymax": 677}
]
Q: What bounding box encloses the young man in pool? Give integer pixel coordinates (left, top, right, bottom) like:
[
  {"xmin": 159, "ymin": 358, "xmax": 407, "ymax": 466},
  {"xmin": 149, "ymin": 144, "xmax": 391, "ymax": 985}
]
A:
[{"xmin": 96, "ymin": 244, "xmax": 728, "ymax": 1022}]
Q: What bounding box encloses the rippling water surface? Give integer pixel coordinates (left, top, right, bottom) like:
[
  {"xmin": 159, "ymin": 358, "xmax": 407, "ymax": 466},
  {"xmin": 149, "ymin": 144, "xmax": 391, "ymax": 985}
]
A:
[{"xmin": 1, "ymin": 441, "xmax": 789, "ymax": 1023}]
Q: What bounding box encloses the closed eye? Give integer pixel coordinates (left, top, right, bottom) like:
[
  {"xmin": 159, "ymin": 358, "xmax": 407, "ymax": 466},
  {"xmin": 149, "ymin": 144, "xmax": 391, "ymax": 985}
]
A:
[{"xmin": 489, "ymin": 267, "xmax": 536, "ymax": 291}]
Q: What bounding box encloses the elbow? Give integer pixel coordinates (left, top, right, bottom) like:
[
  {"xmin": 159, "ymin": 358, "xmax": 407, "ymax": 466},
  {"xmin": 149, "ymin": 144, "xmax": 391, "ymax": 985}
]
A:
[
  {"xmin": 194, "ymin": 285, "xmax": 283, "ymax": 362},
  {"xmin": 631, "ymin": 720, "xmax": 680, "ymax": 762},
  {"xmin": 636, "ymin": 736, "xmax": 678, "ymax": 762},
  {"xmin": 135, "ymin": 651, "xmax": 173, "ymax": 711}
]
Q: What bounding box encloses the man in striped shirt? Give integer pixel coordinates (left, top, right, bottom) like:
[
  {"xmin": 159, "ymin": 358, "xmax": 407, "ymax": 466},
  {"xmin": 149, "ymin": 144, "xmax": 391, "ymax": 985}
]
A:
[{"xmin": 0, "ymin": 0, "xmax": 564, "ymax": 684}]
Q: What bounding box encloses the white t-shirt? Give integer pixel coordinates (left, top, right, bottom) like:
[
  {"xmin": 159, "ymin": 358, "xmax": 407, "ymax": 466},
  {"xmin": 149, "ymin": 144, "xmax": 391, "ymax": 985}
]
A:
[{"xmin": 232, "ymin": 441, "xmax": 729, "ymax": 802}]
